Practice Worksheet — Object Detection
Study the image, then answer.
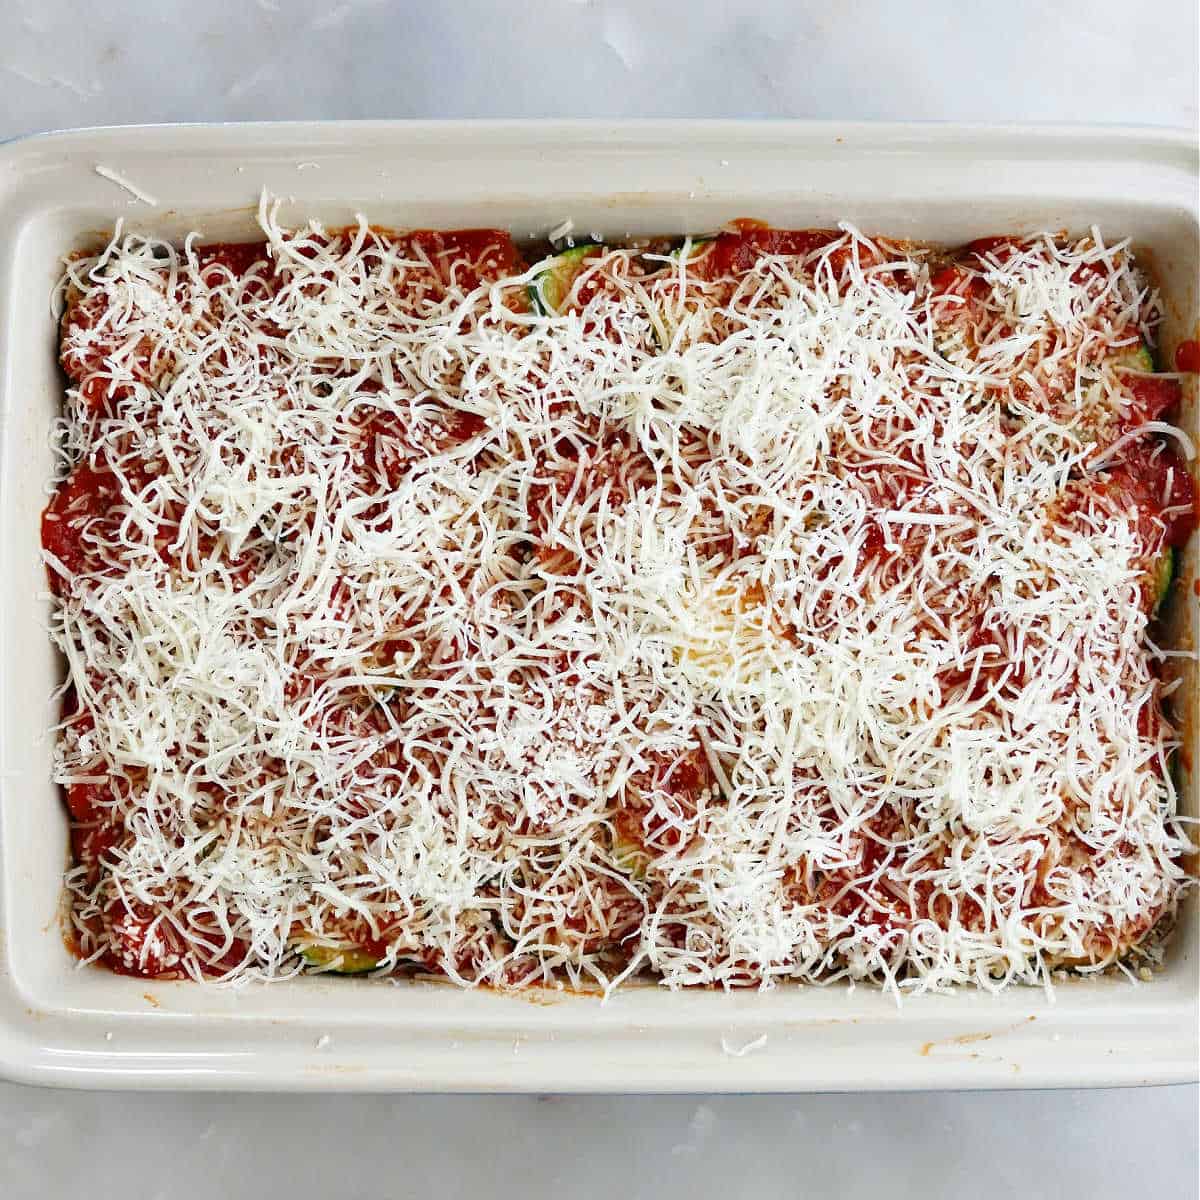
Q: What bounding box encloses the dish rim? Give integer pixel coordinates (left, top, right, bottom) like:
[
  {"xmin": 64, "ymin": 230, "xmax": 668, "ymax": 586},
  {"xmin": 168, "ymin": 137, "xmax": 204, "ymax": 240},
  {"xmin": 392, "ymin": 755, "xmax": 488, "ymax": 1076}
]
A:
[{"xmin": 0, "ymin": 119, "xmax": 1195, "ymax": 1092}]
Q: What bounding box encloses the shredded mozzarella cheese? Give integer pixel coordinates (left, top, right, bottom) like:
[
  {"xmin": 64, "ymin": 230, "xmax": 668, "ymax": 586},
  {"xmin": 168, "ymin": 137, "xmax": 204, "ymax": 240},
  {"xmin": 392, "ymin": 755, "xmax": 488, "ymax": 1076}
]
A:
[{"xmin": 47, "ymin": 204, "xmax": 1194, "ymax": 996}]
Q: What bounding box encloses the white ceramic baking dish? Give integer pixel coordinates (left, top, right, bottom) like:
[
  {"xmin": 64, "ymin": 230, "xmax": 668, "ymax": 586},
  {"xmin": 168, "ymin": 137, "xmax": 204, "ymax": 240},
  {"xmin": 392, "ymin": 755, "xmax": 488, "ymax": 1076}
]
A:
[{"xmin": 0, "ymin": 121, "xmax": 1195, "ymax": 1092}]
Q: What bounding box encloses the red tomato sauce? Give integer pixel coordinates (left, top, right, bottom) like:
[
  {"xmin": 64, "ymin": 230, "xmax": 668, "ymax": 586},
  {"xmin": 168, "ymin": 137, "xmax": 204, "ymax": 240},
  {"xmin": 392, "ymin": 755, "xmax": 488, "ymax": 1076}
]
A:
[
  {"xmin": 964, "ymin": 236, "xmax": 1024, "ymax": 265},
  {"xmin": 930, "ymin": 264, "xmax": 988, "ymax": 302},
  {"xmin": 706, "ymin": 223, "xmax": 839, "ymax": 276},
  {"xmin": 198, "ymin": 228, "xmax": 523, "ymax": 293},
  {"xmin": 1126, "ymin": 375, "xmax": 1182, "ymax": 425},
  {"xmin": 60, "ymin": 293, "xmax": 154, "ymax": 411},
  {"xmin": 40, "ymin": 461, "xmax": 122, "ymax": 588},
  {"xmin": 525, "ymin": 428, "xmax": 634, "ymax": 539},
  {"xmin": 615, "ymin": 752, "xmax": 712, "ymax": 856},
  {"xmin": 1175, "ymin": 339, "xmax": 1200, "ymax": 373},
  {"xmin": 1108, "ymin": 441, "xmax": 1197, "ymax": 548},
  {"xmin": 101, "ymin": 900, "xmax": 251, "ymax": 979},
  {"xmin": 67, "ymin": 782, "xmax": 122, "ymax": 878},
  {"xmin": 196, "ymin": 240, "xmax": 271, "ymax": 279},
  {"xmin": 404, "ymin": 228, "xmax": 526, "ymax": 286}
]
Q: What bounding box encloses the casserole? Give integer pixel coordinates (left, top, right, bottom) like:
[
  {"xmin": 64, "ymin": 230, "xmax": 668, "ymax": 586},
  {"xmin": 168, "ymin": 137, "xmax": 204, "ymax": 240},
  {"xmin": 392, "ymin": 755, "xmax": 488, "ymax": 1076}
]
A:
[{"xmin": 0, "ymin": 121, "xmax": 1196, "ymax": 1091}]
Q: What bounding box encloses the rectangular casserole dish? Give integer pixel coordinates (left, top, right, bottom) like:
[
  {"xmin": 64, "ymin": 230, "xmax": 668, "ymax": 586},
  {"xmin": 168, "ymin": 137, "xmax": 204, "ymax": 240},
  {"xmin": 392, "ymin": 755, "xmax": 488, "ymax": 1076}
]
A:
[{"xmin": 0, "ymin": 120, "xmax": 1195, "ymax": 1092}]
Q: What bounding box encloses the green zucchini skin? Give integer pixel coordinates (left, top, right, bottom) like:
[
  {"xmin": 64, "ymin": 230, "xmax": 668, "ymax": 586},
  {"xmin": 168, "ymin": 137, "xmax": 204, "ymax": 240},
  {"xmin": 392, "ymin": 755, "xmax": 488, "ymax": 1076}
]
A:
[
  {"xmin": 1118, "ymin": 343, "xmax": 1155, "ymax": 372},
  {"xmin": 611, "ymin": 834, "xmax": 649, "ymax": 881},
  {"xmin": 1153, "ymin": 546, "xmax": 1176, "ymax": 616},
  {"xmin": 668, "ymin": 235, "xmax": 715, "ymax": 263},
  {"xmin": 648, "ymin": 238, "xmax": 716, "ymax": 349},
  {"xmin": 528, "ymin": 244, "xmax": 604, "ymax": 316},
  {"xmin": 297, "ymin": 944, "xmax": 380, "ymax": 974},
  {"xmin": 1109, "ymin": 341, "xmax": 1179, "ymax": 620}
]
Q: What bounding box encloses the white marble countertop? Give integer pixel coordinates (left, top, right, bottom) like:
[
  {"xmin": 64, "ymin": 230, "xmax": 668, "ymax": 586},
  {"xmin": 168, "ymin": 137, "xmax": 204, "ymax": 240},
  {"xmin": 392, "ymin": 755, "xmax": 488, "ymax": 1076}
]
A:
[{"xmin": 1, "ymin": 1, "xmax": 1196, "ymax": 1196}]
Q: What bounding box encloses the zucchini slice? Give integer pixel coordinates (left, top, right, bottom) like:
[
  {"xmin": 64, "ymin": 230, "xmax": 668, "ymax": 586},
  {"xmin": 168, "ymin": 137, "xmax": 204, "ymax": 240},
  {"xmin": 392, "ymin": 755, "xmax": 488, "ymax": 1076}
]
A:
[
  {"xmin": 611, "ymin": 832, "xmax": 649, "ymax": 881},
  {"xmin": 1152, "ymin": 546, "xmax": 1176, "ymax": 616},
  {"xmin": 648, "ymin": 237, "xmax": 716, "ymax": 349},
  {"xmin": 297, "ymin": 943, "xmax": 380, "ymax": 974},
  {"xmin": 528, "ymin": 244, "xmax": 603, "ymax": 316},
  {"xmin": 1118, "ymin": 342, "xmax": 1155, "ymax": 372},
  {"xmin": 667, "ymin": 235, "xmax": 715, "ymax": 263}
]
